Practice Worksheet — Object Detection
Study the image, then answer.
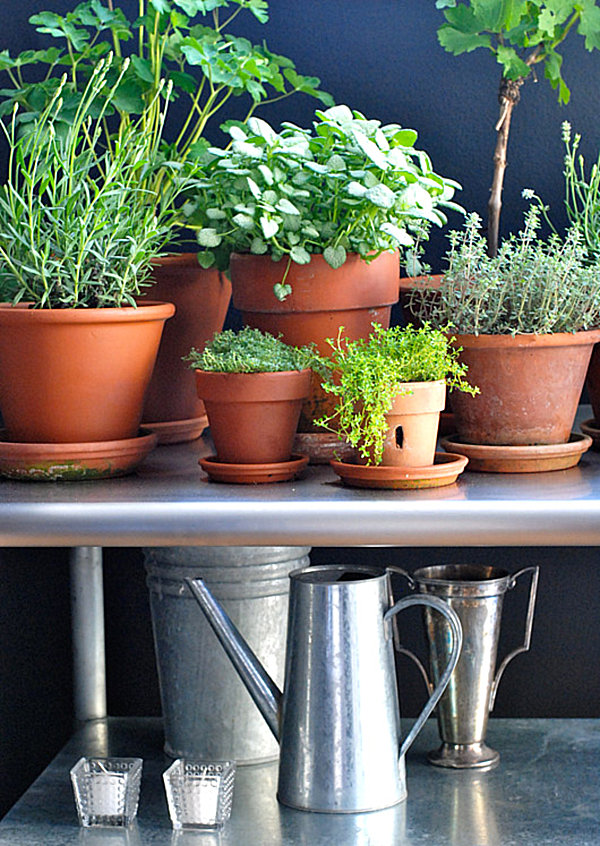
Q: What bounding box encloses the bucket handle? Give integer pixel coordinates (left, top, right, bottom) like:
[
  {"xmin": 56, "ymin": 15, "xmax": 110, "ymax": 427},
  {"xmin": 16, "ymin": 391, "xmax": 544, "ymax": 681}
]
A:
[
  {"xmin": 385, "ymin": 566, "xmax": 434, "ymax": 694},
  {"xmin": 384, "ymin": 593, "xmax": 462, "ymax": 761},
  {"xmin": 489, "ymin": 565, "xmax": 539, "ymax": 710}
]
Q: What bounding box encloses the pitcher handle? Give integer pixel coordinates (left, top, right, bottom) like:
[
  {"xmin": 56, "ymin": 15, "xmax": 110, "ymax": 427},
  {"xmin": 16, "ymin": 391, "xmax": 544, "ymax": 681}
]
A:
[
  {"xmin": 489, "ymin": 565, "xmax": 539, "ymax": 710},
  {"xmin": 384, "ymin": 595, "xmax": 463, "ymax": 761},
  {"xmin": 386, "ymin": 566, "xmax": 433, "ymax": 694}
]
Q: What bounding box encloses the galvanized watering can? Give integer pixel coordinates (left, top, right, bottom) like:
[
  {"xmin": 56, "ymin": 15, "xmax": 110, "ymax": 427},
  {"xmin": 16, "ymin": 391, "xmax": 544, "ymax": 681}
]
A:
[
  {"xmin": 187, "ymin": 564, "xmax": 462, "ymax": 813},
  {"xmin": 396, "ymin": 563, "xmax": 539, "ymax": 770}
]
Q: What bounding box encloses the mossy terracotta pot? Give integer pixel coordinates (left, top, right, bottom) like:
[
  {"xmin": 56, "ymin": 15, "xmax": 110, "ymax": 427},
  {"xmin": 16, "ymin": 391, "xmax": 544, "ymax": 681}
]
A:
[
  {"xmin": 0, "ymin": 301, "xmax": 174, "ymax": 444},
  {"xmin": 140, "ymin": 255, "xmax": 232, "ymax": 443},
  {"xmin": 195, "ymin": 369, "xmax": 312, "ymax": 464},
  {"xmin": 376, "ymin": 380, "xmax": 446, "ymax": 467},
  {"xmin": 229, "ymin": 251, "xmax": 400, "ymax": 430},
  {"xmin": 449, "ymin": 329, "xmax": 600, "ymax": 446}
]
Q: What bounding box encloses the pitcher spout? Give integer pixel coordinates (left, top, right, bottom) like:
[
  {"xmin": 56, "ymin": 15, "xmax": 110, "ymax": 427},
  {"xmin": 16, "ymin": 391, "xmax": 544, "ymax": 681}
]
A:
[{"xmin": 186, "ymin": 577, "xmax": 282, "ymax": 741}]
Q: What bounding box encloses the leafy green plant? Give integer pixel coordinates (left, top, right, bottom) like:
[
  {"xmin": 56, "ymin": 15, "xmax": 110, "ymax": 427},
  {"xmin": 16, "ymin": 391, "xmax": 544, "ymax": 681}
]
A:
[
  {"xmin": 408, "ymin": 205, "xmax": 600, "ymax": 335},
  {"xmin": 0, "ymin": 1, "xmax": 332, "ymax": 180},
  {"xmin": 188, "ymin": 104, "xmax": 463, "ymax": 297},
  {"xmin": 185, "ymin": 325, "xmax": 319, "ymax": 372},
  {"xmin": 435, "ymin": 0, "xmax": 600, "ymax": 257},
  {"xmin": 314, "ymin": 322, "xmax": 477, "ymax": 465},
  {"xmin": 0, "ymin": 57, "xmax": 188, "ymax": 308},
  {"xmin": 558, "ymin": 120, "xmax": 600, "ymax": 261}
]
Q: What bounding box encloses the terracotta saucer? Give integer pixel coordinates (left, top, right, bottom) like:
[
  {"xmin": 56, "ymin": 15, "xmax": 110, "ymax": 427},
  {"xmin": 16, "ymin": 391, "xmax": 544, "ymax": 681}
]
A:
[
  {"xmin": 579, "ymin": 419, "xmax": 600, "ymax": 450},
  {"xmin": 199, "ymin": 453, "xmax": 309, "ymax": 484},
  {"xmin": 330, "ymin": 452, "xmax": 468, "ymax": 490},
  {"xmin": 293, "ymin": 432, "xmax": 357, "ymax": 465},
  {"xmin": 141, "ymin": 414, "xmax": 208, "ymax": 445},
  {"xmin": 440, "ymin": 432, "xmax": 592, "ymax": 473},
  {"xmin": 0, "ymin": 428, "xmax": 158, "ymax": 481}
]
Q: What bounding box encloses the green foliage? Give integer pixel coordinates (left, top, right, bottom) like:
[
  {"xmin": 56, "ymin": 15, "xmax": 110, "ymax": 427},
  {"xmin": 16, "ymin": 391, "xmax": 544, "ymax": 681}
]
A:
[
  {"xmin": 436, "ymin": 0, "xmax": 600, "ymax": 104},
  {"xmin": 185, "ymin": 325, "xmax": 319, "ymax": 372},
  {"xmin": 0, "ymin": 0, "xmax": 332, "ymax": 173},
  {"xmin": 409, "ymin": 205, "xmax": 600, "ymax": 334},
  {"xmin": 560, "ymin": 121, "xmax": 600, "ymax": 260},
  {"xmin": 187, "ymin": 105, "xmax": 463, "ymax": 290},
  {"xmin": 315, "ymin": 323, "xmax": 477, "ymax": 465},
  {"xmin": 0, "ymin": 58, "xmax": 189, "ymax": 308}
]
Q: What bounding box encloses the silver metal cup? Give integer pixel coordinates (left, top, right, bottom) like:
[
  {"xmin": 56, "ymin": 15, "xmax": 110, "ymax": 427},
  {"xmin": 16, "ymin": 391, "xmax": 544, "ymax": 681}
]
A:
[{"xmin": 395, "ymin": 563, "xmax": 539, "ymax": 770}]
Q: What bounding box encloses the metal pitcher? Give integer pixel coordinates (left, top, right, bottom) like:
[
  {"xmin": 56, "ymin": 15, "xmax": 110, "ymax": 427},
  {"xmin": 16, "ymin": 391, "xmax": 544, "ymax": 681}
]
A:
[
  {"xmin": 396, "ymin": 563, "xmax": 539, "ymax": 770},
  {"xmin": 187, "ymin": 564, "xmax": 462, "ymax": 813}
]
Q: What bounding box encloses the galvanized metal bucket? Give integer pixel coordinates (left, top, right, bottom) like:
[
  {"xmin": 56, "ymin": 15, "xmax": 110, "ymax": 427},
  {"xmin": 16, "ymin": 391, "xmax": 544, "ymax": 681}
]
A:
[{"xmin": 144, "ymin": 546, "xmax": 311, "ymax": 764}]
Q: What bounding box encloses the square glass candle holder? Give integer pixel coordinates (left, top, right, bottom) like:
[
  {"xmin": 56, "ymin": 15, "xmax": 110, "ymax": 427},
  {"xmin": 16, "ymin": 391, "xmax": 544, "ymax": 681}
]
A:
[
  {"xmin": 163, "ymin": 759, "xmax": 236, "ymax": 830},
  {"xmin": 70, "ymin": 757, "xmax": 143, "ymax": 828}
]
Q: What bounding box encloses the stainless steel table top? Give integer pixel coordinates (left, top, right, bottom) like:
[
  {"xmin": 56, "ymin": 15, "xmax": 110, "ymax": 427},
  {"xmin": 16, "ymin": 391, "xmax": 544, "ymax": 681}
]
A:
[
  {"xmin": 1, "ymin": 413, "xmax": 600, "ymax": 547},
  {"xmin": 1, "ymin": 717, "xmax": 598, "ymax": 845}
]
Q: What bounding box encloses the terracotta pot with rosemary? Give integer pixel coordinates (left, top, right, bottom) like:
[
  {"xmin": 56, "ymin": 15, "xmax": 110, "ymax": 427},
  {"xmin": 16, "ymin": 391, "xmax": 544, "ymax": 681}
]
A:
[
  {"xmin": 315, "ymin": 323, "xmax": 477, "ymax": 488},
  {"xmin": 409, "ymin": 204, "xmax": 600, "ymax": 470},
  {"xmin": 186, "ymin": 327, "xmax": 322, "ymax": 483}
]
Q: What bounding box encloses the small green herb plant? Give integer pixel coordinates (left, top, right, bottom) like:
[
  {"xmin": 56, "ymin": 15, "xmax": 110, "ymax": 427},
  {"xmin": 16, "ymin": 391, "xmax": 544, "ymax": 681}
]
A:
[
  {"xmin": 0, "ymin": 57, "xmax": 189, "ymax": 308},
  {"xmin": 185, "ymin": 326, "xmax": 318, "ymax": 373},
  {"xmin": 409, "ymin": 205, "xmax": 600, "ymax": 336},
  {"xmin": 315, "ymin": 323, "xmax": 477, "ymax": 465},
  {"xmin": 188, "ymin": 104, "xmax": 463, "ymax": 297},
  {"xmin": 558, "ymin": 121, "xmax": 600, "ymax": 262}
]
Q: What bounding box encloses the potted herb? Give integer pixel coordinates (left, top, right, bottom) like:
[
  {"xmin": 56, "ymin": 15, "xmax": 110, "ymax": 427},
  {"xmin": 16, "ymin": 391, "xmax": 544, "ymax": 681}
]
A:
[
  {"xmin": 186, "ymin": 327, "xmax": 318, "ymax": 483},
  {"xmin": 314, "ymin": 323, "xmax": 476, "ymax": 488},
  {"xmin": 189, "ymin": 104, "xmax": 462, "ymax": 450},
  {"xmin": 0, "ymin": 0, "xmax": 333, "ymax": 443},
  {"xmin": 0, "ymin": 60, "xmax": 182, "ymax": 466},
  {"xmin": 409, "ymin": 207, "xmax": 600, "ymax": 471}
]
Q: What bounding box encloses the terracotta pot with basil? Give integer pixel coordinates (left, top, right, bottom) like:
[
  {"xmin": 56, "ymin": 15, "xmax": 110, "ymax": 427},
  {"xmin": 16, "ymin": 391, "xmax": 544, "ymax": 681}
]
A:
[
  {"xmin": 189, "ymin": 105, "xmax": 463, "ymax": 453},
  {"xmin": 187, "ymin": 328, "xmax": 319, "ymax": 482},
  {"xmin": 0, "ymin": 62, "xmax": 183, "ymax": 458},
  {"xmin": 410, "ymin": 209, "xmax": 600, "ymax": 462}
]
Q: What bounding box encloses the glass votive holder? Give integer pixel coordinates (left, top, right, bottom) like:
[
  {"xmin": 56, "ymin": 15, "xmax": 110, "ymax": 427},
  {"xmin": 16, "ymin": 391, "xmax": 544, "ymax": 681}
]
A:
[
  {"xmin": 70, "ymin": 757, "xmax": 143, "ymax": 828},
  {"xmin": 163, "ymin": 759, "xmax": 236, "ymax": 830}
]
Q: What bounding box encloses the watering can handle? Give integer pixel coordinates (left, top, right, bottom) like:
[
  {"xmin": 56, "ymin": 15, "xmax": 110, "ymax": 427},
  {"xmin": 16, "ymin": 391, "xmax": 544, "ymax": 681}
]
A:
[
  {"xmin": 384, "ymin": 594, "xmax": 463, "ymax": 761},
  {"xmin": 489, "ymin": 565, "xmax": 539, "ymax": 710},
  {"xmin": 385, "ymin": 566, "xmax": 433, "ymax": 694}
]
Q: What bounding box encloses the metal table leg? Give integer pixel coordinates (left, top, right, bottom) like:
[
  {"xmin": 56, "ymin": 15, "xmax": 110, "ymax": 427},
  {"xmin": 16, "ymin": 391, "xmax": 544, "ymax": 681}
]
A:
[{"xmin": 69, "ymin": 547, "xmax": 107, "ymax": 721}]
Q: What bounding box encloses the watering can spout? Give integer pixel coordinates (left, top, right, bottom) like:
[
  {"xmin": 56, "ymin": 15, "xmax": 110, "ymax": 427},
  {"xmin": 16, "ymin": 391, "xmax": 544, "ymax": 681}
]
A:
[{"xmin": 186, "ymin": 578, "xmax": 282, "ymax": 741}]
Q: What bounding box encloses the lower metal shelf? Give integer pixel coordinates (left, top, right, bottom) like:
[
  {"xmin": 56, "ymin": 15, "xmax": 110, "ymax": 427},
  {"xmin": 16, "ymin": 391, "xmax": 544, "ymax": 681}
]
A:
[{"xmin": 1, "ymin": 717, "xmax": 599, "ymax": 845}]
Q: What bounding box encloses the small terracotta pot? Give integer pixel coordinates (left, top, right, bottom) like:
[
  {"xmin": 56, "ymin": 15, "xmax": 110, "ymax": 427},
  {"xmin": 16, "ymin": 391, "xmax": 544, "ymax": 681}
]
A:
[
  {"xmin": 0, "ymin": 301, "xmax": 174, "ymax": 444},
  {"xmin": 229, "ymin": 252, "xmax": 400, "ymax": 431},
  {"xmin": 376, "ymin": 380, "xmax": 446, "ymax": 467},
  {"xmin": 449, "ymin": 329, "xmax": 600, "ymax": 445},
  {"xmin": 140, "ymin": 255, "xmax": 232, "ymax": 440},
  {"xmin": 195, "ymin": 369, "xmax": 312, "ymax": 464}
]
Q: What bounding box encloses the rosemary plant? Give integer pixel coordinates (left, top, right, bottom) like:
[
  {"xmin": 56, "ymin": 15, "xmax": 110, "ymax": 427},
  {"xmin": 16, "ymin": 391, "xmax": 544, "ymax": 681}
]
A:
[
  {"xmin": 185, "ymin": 326, "xmax": 319, "ymax": 373},
  {"xmin": 409, "ymin": 207, "xmax": 600, "ymax": 335},
  {"xmin": 315, "ymin": 323, "xmax": 477, "ymax": 465},
  {"xmin": 0, "ymin": 57, "xmax": 189, "ymax": 308},
  {"xmin": 561, "ymin": 121, "xmax": 600, "ymax": 261}
]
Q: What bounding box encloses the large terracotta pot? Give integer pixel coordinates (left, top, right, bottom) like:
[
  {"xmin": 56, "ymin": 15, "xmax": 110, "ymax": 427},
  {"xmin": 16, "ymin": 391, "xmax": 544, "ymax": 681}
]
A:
[
  {"xmin": 449, "ymin": 330, "xmax": 600, "ymax": 445},
  {"xmin": 377, "ymin": 380, "xmax": 446, "ymax": 467},
  {"xmin": 195, "ymin": 369, "xmax": 311, "ymax": 464},
  {"xmin": 141, "ymin": 255, "xmax": 232, "ymax": 443},
  {"xmin": 229, "ymin": 252, "xmax": 400, "ymax": 430},
  {"xmin": 584, "ymin": 344, "xmax": 600, "ymax": 422},
  {"xmin": 0, "ymin": 301, "xmax": 174, "ymax": 444}
]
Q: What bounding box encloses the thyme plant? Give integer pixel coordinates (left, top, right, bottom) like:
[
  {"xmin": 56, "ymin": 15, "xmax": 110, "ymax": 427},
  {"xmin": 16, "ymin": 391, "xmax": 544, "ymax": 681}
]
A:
[
  {"xmin": 0, "ymin": 57, "xmax": 188, "ymax": 308},
  {"xmin": 185, "ymin": 326, "xmax": 319, "ymax": 372},
  {"xmin": 315, "ymin": 323, "xmax": 477, "ymax": 465},
  {"xmin": 409, "ymin": 206, "xmax": 600, "ymax": 336},
  {"xmin": 188, "ymin": 105, "xmax": 462, "ymax": 296}
]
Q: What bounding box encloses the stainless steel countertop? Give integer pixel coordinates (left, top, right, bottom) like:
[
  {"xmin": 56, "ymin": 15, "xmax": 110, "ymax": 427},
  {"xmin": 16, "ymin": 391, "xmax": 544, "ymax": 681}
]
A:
[
  {"xmin": 1, "ymin": 412, "xmax": 600, "ymax": 547},
  {"xmin": 1, "ymin": 717, "xmax": 598, "ymax": 845}
]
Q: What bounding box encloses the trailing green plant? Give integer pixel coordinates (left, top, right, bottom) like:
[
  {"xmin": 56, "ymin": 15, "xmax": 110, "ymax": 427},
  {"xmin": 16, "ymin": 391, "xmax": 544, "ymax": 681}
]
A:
[
  {"xmin": 186, "ymin": 104, "xmax": 463, "ymax": 296},
  {"xmin": 408, "ymin": 205, "xmax": 600, "ymax": 335},
  {"xmin": 314, "ymin": 322, "xmax": 477, "ymax": 465},
  {"xmin": 185, "ymin": 325, "xmax": 320, "ymax": 372},
  {"xmin": 0, "ymin": 1, "xmax": 332, "ymax": 182},
  {"xmin": 0, "ymin": 56, "xmax": 189, "ymax": 308},
  {"xmin": 435, "ymin": 0, "xmax": 600, "ymax": 257}
]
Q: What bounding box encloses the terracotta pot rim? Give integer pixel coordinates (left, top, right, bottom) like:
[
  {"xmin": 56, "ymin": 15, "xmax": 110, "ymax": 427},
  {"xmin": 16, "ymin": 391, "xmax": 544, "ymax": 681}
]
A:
[
  {"xmin": 450, "ymin": 327, "xmax": 600, "ymax": 348},
  {"xmin": 195, "ymin": 368, "xmax": 312, "ymax": 403},
  {"xmin": 151, "ymin": 252, "xmax": 205, "ymax": 269},
  {"xmin": 0, "ymin": 300, "xmax": 175, "ymax": 322}
]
